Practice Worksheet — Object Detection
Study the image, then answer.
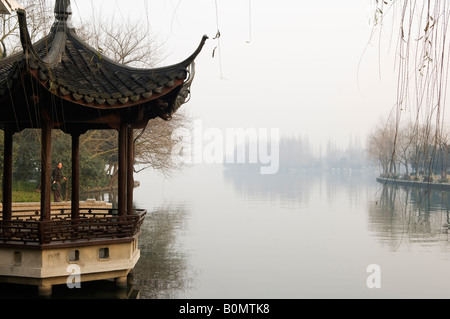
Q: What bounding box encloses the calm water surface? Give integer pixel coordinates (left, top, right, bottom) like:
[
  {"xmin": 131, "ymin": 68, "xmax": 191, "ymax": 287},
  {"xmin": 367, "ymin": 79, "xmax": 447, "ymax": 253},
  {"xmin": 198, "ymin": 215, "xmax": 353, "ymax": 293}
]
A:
[
  {"xmin": 3, "ymin": 164, "xmax": 448, "ymax": 299},
  {"xmin": 131, "ymin": 164, "xmax": 450, "ymax": 299}
]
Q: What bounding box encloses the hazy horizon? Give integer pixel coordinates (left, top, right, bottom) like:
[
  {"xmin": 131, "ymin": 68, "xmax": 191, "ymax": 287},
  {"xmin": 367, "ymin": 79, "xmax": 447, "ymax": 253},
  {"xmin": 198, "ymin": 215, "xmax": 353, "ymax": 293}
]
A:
[{"xmin": 68, "ymin": 0, "xmax": 405, "ymax": 150}]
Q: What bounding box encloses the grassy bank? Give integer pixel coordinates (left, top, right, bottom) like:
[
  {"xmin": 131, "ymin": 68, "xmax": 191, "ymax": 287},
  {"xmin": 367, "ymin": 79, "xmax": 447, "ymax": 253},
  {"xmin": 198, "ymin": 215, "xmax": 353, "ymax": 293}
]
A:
[
  {"xmin": 0, "ymin": 181, "xmax": 49, "ymax": 203},
  {"xmin": 3, "ymin": 180, "xmax": 116, "ymax": 203},
  {"xmin": 11, "ymin": 181, "xmax": 41, "ymax": 203}
]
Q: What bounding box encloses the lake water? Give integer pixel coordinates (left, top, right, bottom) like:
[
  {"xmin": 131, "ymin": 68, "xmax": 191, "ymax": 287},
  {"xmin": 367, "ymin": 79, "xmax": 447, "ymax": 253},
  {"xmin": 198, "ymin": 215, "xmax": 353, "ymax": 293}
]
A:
[
  {"xmin": 2, "ymin": 163, "xmax": 450, "ymax": 299},
  {"xmin": 130, "ymin": 164, "xmax": 450, "ymax": 299}
]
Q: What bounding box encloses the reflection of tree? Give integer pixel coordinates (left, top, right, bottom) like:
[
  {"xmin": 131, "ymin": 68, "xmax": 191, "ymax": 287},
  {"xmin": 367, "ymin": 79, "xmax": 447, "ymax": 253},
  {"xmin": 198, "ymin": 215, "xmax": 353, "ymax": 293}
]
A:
[
  {"xmin": 223, "ymin": 168, "xmax": 378, "ymax": 207},
  {"xmin": 223, "ymin": 169, "xmax": 316, "ymax": 206},
  {"xmin": 368, "ymin": 184, "xmax": 450, "ymax": 251},
  {"xmin": 324, "ymin": 170, "xmax": 378, "ymax": 205},
  {"xmin": 132, "ymin": 203, "xmax": 196, "ymax": 299}
]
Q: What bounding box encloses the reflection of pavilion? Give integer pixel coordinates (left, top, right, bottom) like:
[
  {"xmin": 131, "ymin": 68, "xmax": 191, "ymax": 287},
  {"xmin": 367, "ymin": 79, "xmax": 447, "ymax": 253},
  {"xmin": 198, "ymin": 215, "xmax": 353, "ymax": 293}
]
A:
[{"xmin": 0, "ymin": 0, "xmax": 206, "ymax": 296}]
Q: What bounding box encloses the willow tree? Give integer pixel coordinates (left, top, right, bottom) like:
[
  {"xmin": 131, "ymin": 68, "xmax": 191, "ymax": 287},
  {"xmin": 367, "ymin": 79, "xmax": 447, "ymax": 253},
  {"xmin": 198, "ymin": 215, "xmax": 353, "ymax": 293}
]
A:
[{"xmin": 370, "ymin": 0, "xmax": 450, "ymax": 176}]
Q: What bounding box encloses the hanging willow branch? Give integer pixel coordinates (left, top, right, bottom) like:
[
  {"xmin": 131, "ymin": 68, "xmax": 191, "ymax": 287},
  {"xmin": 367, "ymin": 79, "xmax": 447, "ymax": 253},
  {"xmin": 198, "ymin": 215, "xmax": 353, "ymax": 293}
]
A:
[{"xmin": 369, "ymin": 0, "xmax": 450, "ymax": 177}]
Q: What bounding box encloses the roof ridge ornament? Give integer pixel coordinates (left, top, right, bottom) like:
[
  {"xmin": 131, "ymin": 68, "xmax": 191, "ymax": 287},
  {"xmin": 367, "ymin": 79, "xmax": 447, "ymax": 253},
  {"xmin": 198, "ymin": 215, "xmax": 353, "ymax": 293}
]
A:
[
  {"xmin": 54, "ymin": 0, "xmax": 71, "ymax": 21},
  {"xmin": 0, "ymin": 0, "xmax": 22, "ymax": 15},
  {"xmin": 1, "ymin": 0, "xmax": 208, "ymax": 119}
]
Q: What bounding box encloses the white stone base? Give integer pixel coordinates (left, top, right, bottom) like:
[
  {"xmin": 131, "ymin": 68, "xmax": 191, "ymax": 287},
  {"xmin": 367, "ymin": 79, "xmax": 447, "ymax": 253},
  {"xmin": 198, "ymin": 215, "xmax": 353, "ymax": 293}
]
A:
[{"xmin": 0, "ymin": 237, "xmax": 140, "ymax": 296}]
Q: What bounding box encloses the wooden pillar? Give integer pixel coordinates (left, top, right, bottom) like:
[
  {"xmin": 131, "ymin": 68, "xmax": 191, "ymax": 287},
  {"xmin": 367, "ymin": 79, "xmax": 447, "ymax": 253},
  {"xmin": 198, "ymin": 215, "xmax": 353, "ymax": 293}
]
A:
[
  {"xmin": 127, "ymin": 126, "xmax": 134, "ymax": 216},
  {"xmin": 2, "ymin": 128, "xmax": 13, "ymax": 222},
  {"xmin": 71, "ymin": 132, "xmax": 80, "ymax": 220},
  {"xmin": 118, "ymin": 123, "xmax": 127, "ymax": 216},
  {"xmin": 41, "ymin": 122, "xmax": 52, "ymax": 221}
]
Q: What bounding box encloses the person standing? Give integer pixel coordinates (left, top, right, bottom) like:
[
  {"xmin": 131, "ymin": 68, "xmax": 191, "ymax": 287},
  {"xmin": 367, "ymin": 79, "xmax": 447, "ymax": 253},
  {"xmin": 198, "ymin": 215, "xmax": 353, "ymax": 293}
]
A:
[{"xmin": 52, "ymin": 162, "xmax": 67, "ymax": 202}]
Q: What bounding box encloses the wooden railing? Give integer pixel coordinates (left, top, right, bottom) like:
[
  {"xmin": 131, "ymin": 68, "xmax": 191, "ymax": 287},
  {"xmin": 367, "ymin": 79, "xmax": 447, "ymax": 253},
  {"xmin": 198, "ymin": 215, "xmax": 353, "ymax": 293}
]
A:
[{"xmin": 0, "ymin": 208, "xmax": 146, "ymax": 245}]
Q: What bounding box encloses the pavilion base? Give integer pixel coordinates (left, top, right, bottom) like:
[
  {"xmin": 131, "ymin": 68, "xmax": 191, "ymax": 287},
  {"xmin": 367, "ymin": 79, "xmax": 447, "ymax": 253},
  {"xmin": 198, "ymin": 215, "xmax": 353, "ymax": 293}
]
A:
[{"xmin": 0, "ymin": 237, "xmax": 140, "ymax": 297}]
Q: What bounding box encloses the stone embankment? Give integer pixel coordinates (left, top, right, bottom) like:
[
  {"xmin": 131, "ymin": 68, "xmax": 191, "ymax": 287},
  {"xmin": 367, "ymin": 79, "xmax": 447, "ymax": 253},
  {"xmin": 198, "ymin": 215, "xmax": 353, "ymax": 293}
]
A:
[{"xmin": 376, "ymin": 176, "xmax": 450, "ymax": 191}]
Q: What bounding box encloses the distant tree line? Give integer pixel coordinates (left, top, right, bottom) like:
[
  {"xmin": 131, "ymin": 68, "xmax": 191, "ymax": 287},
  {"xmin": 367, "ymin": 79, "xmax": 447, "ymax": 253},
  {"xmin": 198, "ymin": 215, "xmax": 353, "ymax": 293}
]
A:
[
  {"xmin": 366, "ymin": 117, "xmax": 450, "ymax": 181},
  {"xmin": 323, "ymin": 135, "xmax": 367, "ymax": 170},
  {"xmin": 278, "ymin": 135, "xmax": 368, "ymax": 170},
  {"xmin": 224, "ymin": 134, "xmax": 369, "ymax": 172}
]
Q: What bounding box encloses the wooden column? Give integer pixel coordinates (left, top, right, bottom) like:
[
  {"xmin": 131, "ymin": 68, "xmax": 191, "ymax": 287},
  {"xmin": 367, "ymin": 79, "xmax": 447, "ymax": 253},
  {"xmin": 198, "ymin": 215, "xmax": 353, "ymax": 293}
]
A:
[
  {"xmin": 118, "ymin": 123, "xmax": 127, "ymax": 216},
  {"xmin": 71, "ymin": 132, "xmax": 80, "ymax": 220},
  {"xmin": 41, "ymin": 121, "xmax": 52, "ymax": 221},
  {"xmin": 127, "ymin": 126, "xmax": 134, "ymax": 216},
  {"xmin": 2, "ymin": 129, "xmax": 13, "ymax": 222}
]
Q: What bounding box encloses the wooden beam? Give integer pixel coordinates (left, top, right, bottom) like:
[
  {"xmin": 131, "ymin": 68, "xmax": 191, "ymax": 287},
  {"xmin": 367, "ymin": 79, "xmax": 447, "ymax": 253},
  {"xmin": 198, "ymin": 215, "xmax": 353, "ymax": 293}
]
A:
[
  {"xmin": 41, "ymin": 121, "xmax": 52, "ymax": 221},
  {"xmin": 2, "ymin": 129, "xmax": 13, "ymax": 222},
  {"xmin": 71, "ymin": 132, "xmax": 80, "ymax": 220},
  {"xmin": 127, "ymin": 126, "xmax": 134, "ymax": 216},
  {"xmin": 118, "ymin": 123, "xmax": 127, "ymax": 216}
]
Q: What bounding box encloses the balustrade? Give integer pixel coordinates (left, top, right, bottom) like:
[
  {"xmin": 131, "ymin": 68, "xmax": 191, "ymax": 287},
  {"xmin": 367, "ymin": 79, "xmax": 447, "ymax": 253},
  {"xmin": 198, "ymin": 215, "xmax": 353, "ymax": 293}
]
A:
[{"xmin": 0, "ymin": 208, "xmax": 146, "ymax": 245}]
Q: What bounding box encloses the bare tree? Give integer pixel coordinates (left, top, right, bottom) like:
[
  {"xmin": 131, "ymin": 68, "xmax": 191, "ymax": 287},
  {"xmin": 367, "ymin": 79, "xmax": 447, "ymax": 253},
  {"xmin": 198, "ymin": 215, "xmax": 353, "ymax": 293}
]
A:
[
  {"xmin": 77, "ymin": 13, "xmax": 189, "ymax": 178},
  {"xmin": 134, "ymin": 111, "xmax": 192, "ymax": 177},
  {"xmin": 369, "ymin": 1, "xmax": 450, "ymax": 177},
  {"xmin": 75, "ymin": 14, "xmax": 165, "ymax": 68},
  {"xmin": 367, "ymin": 117, "xmax": 398, "ymax": 176},
  {"xmin": 74, "ymin": 7, "xmax": 187, "ymax": 178},
  {"xmin": 1, "ymin": 1, "xmax": 191, "ymax": 181},
  {"xmin": 0, "ymin": 0, "xmax": 52, "ymax": 58}
]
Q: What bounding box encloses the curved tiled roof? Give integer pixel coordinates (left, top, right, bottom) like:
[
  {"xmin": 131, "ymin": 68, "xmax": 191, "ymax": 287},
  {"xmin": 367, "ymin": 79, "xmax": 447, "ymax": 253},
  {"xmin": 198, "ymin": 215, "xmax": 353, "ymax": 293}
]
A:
[{"xmin": 0, "ymin": 3, "xmax": 207, "ymax": 114}]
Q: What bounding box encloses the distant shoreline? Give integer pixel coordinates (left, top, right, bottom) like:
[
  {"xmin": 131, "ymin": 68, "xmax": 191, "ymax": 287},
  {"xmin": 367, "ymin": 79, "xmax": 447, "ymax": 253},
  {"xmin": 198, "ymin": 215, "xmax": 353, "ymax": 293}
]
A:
[{"xmin": 376, "ymin": 177, "xmax": 450, "ymax": 191}]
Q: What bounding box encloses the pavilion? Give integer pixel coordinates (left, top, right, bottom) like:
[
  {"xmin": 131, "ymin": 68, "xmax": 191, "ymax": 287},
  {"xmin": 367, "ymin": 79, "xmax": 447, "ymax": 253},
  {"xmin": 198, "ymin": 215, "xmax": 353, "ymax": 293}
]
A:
[{"xmin": 0, "ymin": 0, "xmax": 206, "ymax": 296}]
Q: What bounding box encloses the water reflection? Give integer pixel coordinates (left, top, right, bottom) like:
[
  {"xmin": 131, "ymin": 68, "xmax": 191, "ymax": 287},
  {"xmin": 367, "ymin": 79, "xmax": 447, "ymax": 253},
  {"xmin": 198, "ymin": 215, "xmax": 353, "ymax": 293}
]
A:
[
  {"xmin": 368, "ymin": 184, "xmax": 450, "ymax": 252},
  {"xmin": 223, "ymin": 168, "xmax": 315, "ymax": 207},
  {"xmin": 0, "ymin": 201, "xmax": 194, "ymax": 299},
  {"xmin": 132, "ymin": 203, "xmax": 196, "ymax": 299},
  {"xmin": 223, "ymin": 167, "xmax": 450, "ymax": 251},
  {"xmin": 0, "ymin": 274, "xmax": 137, "ymax": 299},
  {"xmin": 6, "ymin": 165, "xmax": 450, "ymax": 298},
  {"xmin": 223, "ymin": 167, "xmax": 379, "ymax": 208}
]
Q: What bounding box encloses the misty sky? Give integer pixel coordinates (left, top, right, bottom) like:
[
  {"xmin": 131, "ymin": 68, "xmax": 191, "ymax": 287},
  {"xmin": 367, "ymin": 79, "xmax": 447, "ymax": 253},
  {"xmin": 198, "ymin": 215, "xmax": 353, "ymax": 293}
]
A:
[{"xmin": 70, "ymin": 0, "xmax": 400, "ymax": 151}]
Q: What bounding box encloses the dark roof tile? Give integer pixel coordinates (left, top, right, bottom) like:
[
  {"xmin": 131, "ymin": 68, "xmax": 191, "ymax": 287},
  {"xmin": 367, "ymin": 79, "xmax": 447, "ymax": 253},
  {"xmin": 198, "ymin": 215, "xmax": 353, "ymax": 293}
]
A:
[{"xmin": 0, "ymin": 5, "xmax": 207, "ymax": 124}]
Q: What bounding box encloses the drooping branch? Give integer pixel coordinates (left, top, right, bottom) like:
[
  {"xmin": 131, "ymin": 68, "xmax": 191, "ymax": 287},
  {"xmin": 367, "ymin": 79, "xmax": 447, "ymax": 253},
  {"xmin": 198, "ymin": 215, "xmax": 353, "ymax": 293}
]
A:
[{"xmin": 369, "ymin": 0, "xmax": 450, "ymax": 176}]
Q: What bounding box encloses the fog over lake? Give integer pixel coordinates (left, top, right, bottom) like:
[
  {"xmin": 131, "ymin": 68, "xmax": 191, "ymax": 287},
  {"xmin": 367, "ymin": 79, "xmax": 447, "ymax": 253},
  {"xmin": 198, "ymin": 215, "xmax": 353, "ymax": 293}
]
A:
[{"xmin": 130, "ymin": 164, "xmax": 450, "ymax": 299}]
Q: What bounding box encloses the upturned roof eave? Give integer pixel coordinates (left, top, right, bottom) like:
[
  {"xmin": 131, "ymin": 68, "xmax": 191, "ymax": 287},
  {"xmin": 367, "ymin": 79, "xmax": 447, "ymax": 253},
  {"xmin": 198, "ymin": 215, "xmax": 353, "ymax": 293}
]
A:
[
  {"xmin": 0, "ymin": 6, "xmax": 206, "ymax": 121},
  {"xmin": 67, "ymin": 27, "xmax": 208, "ymax": 76}
]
